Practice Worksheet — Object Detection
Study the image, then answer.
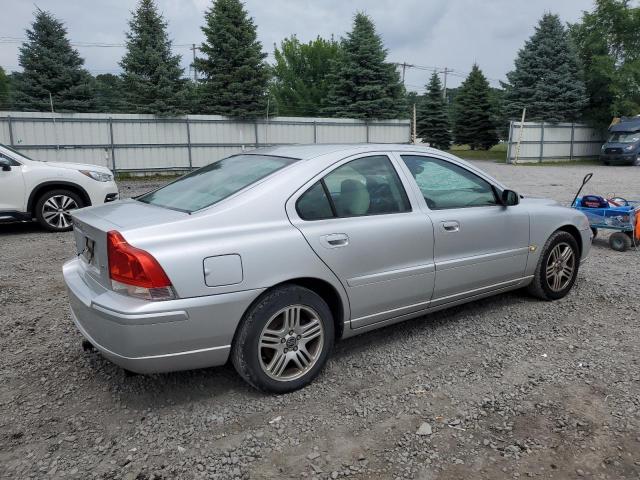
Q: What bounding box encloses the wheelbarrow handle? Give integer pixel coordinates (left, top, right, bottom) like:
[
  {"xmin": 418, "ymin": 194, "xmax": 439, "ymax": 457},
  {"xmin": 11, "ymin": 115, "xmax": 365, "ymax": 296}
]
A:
[{"xmin": 571, "ymin": 173, "xmax": 593, "ymax": 207}]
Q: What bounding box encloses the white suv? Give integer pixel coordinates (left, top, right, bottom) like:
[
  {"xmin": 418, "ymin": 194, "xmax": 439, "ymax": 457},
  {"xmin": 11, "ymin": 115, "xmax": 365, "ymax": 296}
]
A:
[{"xmin": 0, "ymin": 144, "xmax": 119, "ymax": 232}]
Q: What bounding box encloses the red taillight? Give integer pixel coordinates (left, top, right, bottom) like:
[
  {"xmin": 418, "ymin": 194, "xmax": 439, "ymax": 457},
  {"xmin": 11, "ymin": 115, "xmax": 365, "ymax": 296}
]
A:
[{"xmin": 107, "ymin": 231, "xmax": 171, "ymax": 288}]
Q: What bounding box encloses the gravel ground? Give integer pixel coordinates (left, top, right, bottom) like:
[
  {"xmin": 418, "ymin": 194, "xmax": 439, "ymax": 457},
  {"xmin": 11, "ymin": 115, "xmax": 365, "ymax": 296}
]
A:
[{"xmin": 1, "ymin": 162, "xmax": 640, "ymax": 480}]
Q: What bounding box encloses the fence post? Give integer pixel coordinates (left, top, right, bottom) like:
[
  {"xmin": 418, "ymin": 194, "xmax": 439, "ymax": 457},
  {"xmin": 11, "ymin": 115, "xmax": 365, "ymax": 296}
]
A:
[
  {"xmin": 569, "ymin": 123, "xmax": 575, "ymax": 161},
  {"xmin": 539, "ymin": 122, "xmax": 545, "ymax": 163},
  {"xmin": 7, "ymin": 115, "xmax": 15, "ymax": 146},
  {"xmin": 365, "ymin": 121, "xmax": 370, "ymax": 143},
  {"xmin": 506, "ymin": 120, "xmax": 513, "ymax": 164},
  {"xmin": 313, "ymin": 121, "xmax": 317, "ymax": 144},
  {"xmin": 254, "ymin": 120, "xmax": 259, "ymax": 148},
  {"xmin": 108, "ymin": 117, "xmax": 116, "ymax": 173},
  {"xmin": 185, "ymin": 118, "xmax": 193, "ymax": 170}
]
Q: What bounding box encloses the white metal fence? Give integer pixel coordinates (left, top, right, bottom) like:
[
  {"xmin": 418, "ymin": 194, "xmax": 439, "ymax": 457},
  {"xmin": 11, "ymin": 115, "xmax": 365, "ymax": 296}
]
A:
[
  {"xmin": 0, "ymin": 112, "xmax": 411, "ymax": 172},
  {"xmin": 506, "ymin": 121, "xmax": 605, "ymax": 163}
]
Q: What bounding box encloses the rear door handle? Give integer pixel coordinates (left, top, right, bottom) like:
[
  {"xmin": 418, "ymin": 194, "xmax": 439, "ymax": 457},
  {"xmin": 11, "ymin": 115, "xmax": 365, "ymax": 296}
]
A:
[
  {"xmin": 321, "ymin": 233, "xmax": 349, "ymax": 248},
  {"xmin": 442, "ymin": 221, "xmax": 460, "ymax": 232}
]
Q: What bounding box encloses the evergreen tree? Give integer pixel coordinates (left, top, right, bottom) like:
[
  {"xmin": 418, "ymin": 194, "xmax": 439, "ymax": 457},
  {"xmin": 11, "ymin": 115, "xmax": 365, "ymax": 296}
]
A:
[
  {"xmin": 194, "ymin": 0, "xmax": 269, "ymax": 117},
  {"xmin": 94, "ymin": 74, "xmax": 123, "ymax": 112},
  {"xmin": 453, "ymin": 65, "xmax": 498, "ymax": 150},
  {"xmin": 11, "ymin": 9, "xmax": 95, "ymax": 112},
  {"xmin": 570, "ymin": 0, "xmax": 640, "ymax": 127},
  {"xmin": 504, "ymin": 13, "xmax": 587, "ymax": 123},
  {"xmin": 416, "ymin": 73, "xmax": 451, "ymax": 150},
  {"xmin": 120, "ymin": 0, "xmax": 187, "ymax": 115},
  {"xmin": 323, "ymin": 13, "xmax": 406, "ymax": 119},
  {"xmin": 270, "ymin": 36, "xmax": 341, "ymax": 116},
  {"xmin": 0, "ymin": 67, "xmax": 9, "ymax": 110}
]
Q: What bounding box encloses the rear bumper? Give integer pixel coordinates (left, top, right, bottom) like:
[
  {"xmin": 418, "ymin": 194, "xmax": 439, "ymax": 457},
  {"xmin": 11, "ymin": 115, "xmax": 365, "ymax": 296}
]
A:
[{"xmin": 63, "ymin": 258, "xmax": 264, "ymax": 373}]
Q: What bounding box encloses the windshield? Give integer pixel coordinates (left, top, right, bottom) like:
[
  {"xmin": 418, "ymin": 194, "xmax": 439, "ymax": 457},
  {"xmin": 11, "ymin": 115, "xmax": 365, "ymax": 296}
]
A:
[
  {"xmin": 608, "ymin": 132, "xmax": 640, "ymax": 144},
  {"xmin": 137, "ymin": 154, "xmax": 298, "ymax": 213}
]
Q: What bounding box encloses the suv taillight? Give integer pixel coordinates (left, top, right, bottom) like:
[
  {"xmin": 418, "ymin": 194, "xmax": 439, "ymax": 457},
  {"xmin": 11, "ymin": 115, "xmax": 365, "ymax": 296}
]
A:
[{"xmin": 107, "ymin": 230, "xmax": 175, "ymax": 301}]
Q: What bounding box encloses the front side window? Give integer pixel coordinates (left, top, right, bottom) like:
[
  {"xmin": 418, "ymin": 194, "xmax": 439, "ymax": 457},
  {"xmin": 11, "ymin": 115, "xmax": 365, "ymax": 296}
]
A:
[
  {"xmin": 296, "ymin": 155, "xmax": 410, "ymax": 220},
  {"xmin": 138, "ymin": 154, "xmax": 298, "ymax": 213},
  {"xmin": 401, "ymin": 155, "xmax": 497, "ymax": 210}
]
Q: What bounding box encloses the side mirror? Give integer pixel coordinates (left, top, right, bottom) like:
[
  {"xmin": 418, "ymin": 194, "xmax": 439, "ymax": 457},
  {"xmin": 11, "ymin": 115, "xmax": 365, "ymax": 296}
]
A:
[
  {"xmin": 0, "ymin": 158, "xmax": 11, "ymax": 172},
  {"xmin": 501, "ymin": 189, "xmax": 519, "ymax": 206}
]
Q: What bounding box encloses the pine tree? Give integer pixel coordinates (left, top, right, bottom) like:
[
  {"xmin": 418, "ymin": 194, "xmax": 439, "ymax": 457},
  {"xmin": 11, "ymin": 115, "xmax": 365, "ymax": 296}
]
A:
[
  {"xmin": 94, "ymin": 74, "xmax": 123, "ymax": 113},
  {"xmin": 11, "ymin": 9, "xmax": 95, "ymax": 112},
  {"xmin": 416, "ymin": 73, "xmax": 451, "ymax": 150},
  {"xmin": 194, "ymin": 0, "xmax": 269, "ymax": 117},
  {"xmin": 504, "ymin": 13, "xmax": 587, "ymax": 123},
  {"xmin": 323, "ymin": 12, "xmax": 406, "ymax": 119},
  {"xmin": 270, "ymin": 36, "xmax": 341, "ymax": 116},
  {"xmin": 453, "ymin": 65, "xmax": 498, "ymax": 150},
  {"xmin": 570, "ymin": 0, "xmax": 640, "ymax": 128},
  {"xmin": 120, "ymin": 0, "xmax": 187, "ymax": 115},
  {"xmin": 0, "ymin": 67, "xmax": 9, "ymax": 110}
]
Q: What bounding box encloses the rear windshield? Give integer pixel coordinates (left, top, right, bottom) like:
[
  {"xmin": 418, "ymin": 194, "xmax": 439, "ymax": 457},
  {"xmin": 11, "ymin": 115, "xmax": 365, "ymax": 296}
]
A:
[{"xmin": 137, "ymin": 154, "xmax": 298, "ymax": 213}]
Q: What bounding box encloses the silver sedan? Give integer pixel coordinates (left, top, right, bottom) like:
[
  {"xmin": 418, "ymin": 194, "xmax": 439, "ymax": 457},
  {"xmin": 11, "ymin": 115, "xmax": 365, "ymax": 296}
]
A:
[{"xmin": 63, "ymin": 144, "xmax": 592, "ymax": 392}]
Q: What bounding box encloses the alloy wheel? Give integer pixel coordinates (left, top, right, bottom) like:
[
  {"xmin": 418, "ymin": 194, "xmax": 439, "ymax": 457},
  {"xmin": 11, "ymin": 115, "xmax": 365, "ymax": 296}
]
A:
[
  {"xmin": 545, "ymin": 242, "xmax": 575, "ymax": 292},
  {"xmin": 42, "ymin": 195, "xmax": 78, "ymax": 230},
  {"xmin": 258, "ymin": 305, "xmax": 325, "ymax": 381}
]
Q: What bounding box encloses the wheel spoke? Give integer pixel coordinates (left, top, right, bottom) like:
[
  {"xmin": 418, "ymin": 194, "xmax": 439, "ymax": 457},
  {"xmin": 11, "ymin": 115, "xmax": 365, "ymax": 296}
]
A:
[
  {"xmin": 267, "ymin": 351, "xmax": 288, "ymax": 377},
  {"xmin": 285, "ymin": 307, "xmax": 300, "ymax": 330},
  {"xmin": 302, "ymin": 321, "xmax": 322, "ymax": 342},
  {"xmin": 44, "ymin": 198, "xmax": 58, "ymax": 211},
  {"xmin": 43, "ymin": 211, "xmax": 57, "ymax": 221},
  {"xmin": 554, "ymin": 273, "xmax": 562, "ymax": 291},
  {"xmin": 260, "ymin": 330, "xmax": 281, "ymax": 349},
  {"xmin": 292, "ymin": 349, "xmax": 310, "ymax": 370},
  {"xmin": 561, "ymin": 266, "xmax": 573, "ymax": 279},
  {"xmin": 560, "ymin": 246, "xmax": 572, "ymax": 262}
]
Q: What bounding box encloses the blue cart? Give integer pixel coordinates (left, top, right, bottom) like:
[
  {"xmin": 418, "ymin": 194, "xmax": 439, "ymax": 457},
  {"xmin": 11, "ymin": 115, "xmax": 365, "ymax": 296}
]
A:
[{"xmin": 571, "ymin": 174, "xmax": 639, "ymax": 252}]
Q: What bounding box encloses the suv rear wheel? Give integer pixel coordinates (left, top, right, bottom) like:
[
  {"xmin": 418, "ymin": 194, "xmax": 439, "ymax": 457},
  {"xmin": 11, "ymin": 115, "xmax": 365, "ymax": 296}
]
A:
[{"xmin": 35, "ymin": 189, "xmax": 83, "ymax": 232}]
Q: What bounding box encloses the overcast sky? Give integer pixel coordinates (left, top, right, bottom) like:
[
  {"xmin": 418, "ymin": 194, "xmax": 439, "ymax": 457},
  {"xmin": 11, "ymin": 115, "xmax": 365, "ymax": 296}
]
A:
[{"xmin": 1, "ymin": 0, "xmax": 597, "ymax": 92}]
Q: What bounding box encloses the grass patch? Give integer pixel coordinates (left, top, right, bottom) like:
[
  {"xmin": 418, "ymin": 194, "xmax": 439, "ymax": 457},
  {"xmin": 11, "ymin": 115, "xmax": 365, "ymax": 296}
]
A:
[
  {"xmin": 115, "ymin": 172, "xmax": 185, "ymax": 182},
  {"xmin": 446, "ymin": 144, "xmax": 507, "ymax": 162},
  {"xmin": 512, "ymin": 157, "xmax": 602, "ymax": 167}
]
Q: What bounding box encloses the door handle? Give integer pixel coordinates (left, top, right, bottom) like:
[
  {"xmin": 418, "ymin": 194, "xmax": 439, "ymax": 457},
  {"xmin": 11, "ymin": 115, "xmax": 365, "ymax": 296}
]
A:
[
  {"xmin": 321, "ymin": 233, "xmax": 349, "ymax": 248},
  {"xmin": 441, "ymin": 221, "xmax": 460, "ymax": 232}
]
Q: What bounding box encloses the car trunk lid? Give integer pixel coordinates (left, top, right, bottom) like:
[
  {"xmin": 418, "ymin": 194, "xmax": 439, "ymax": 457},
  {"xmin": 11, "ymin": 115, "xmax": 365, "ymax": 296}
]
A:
[{"xmin": 71, "ymin": 200, "xmax": 187, "ymax": 290}]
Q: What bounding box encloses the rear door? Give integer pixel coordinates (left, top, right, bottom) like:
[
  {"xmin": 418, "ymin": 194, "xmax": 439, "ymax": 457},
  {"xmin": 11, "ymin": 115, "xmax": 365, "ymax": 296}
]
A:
[
  {"xmin": 287, "ymin": 153, "xmax": 435, "ymax": 328},
  {"xmin": 396, "ymin": 154, "xmax": 530, "ymax": 305}
]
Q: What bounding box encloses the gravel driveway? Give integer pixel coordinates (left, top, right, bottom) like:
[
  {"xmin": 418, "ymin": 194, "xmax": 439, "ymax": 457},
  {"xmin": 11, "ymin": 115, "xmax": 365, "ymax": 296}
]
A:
[{"xmin": 1, "ymin": 162, "xmax": 639, "ymax": 480}]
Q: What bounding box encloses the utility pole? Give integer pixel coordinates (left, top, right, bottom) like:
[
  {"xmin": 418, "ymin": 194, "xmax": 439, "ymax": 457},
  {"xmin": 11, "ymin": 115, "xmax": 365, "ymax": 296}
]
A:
[
  {"xmin": 442, "ymin": 67, "xmax": 449, "ymax": 100},
  {"xmin": 191, "ymin": 43, "xmax": 198, "ymax": 81},
  {"xmin": 397, "ymin": 62, "xmax": 414, "ymax": 85},
  {"xmin": 48, "ymin": 92, "xmax": 60, "ymax": 159},
  {"xmin": 412, "ymin": 103, "xmax": 417, "ymax": 144}
]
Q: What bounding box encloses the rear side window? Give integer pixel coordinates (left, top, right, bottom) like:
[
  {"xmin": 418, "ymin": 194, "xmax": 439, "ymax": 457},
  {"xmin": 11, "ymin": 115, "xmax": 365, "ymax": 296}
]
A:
[
  {"xmin": 138, "ymin": 154, "xmax": 298, "ymax": 213},
  {"xmin": 401, "ymin": 155, "xmax": 497, "ymax": 210},
  {"xmin": 296, "ymin": 155, "xmax": 411, "ymax": 220}
]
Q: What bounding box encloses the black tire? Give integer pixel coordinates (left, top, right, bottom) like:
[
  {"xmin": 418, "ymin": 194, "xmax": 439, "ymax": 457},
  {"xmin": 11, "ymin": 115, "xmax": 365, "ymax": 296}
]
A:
[
  {"xmin": 231, "ymin": 284, "xmax": 335, "ymax": 393},
  {"xmin": 34, "ymin": 189, "xmax": 83, "ymax": 232},
  {"xmin": 527, "ymin": 230, "xmax": 580, "ymax": 301},
  {"xmin": 591, "ymin": 227, "xmax": 598, "ymax": 239},
  {"xmin": 609, "ymin": 232, "xmax": 632, "ymax": 252}
]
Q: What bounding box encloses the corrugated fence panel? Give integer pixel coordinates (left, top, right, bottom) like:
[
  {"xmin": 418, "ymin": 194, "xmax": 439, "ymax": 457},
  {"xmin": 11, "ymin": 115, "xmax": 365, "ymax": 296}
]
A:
[
  {"xmin": 317, "ymin": 124, "xmax": 367, "ymax": 143},
  {"xmin": 258, "ymin": 122, "xmax": 315, "ymax": 144},
  {"xmin": 507, "ymin": 121, "xmax": 604, "ymax": 162},
  {"xmin": 0, "ymin": 112, "xmax": 410, "ymax": 171}
]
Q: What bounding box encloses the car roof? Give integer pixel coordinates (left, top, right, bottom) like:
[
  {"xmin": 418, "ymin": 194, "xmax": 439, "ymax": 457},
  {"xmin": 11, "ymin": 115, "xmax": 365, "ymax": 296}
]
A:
[{"xmin": 245, "ymin": 143, "xmax": 441, "ymax": 161}]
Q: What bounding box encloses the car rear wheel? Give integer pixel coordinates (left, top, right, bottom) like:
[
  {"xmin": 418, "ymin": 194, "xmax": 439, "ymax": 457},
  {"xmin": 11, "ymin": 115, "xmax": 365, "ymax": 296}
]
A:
[
  {"xmin": 35, "ymin": 189, "xmax": 83, "ymax": 232},
  {"xmin": 527, "ymin": 231, "xmax": 580, "ymax": 300},
  {"xmin": 232, "ymin": 284, "xmax": 334, "ymax": 393}
]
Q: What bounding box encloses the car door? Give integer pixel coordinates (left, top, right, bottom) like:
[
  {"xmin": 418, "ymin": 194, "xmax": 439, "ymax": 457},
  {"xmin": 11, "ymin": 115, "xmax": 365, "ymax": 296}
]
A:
[
  {"xmin": 0, "ymin": 153, "xmax": 26, "ymax": 213},
  {"xmin": 397, "ymin": 154, "xmax": 530, "ymax": 305},
  {"xmin": 287, "ymin": 153, "xmax": 435, "ymax": 328}
]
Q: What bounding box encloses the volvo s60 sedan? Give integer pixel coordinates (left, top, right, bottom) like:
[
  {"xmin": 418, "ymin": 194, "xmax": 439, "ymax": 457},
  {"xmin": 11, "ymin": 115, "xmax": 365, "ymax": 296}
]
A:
[{"xmin": 63, "ymin": 144, "xmax": 591, "ymax": 392}]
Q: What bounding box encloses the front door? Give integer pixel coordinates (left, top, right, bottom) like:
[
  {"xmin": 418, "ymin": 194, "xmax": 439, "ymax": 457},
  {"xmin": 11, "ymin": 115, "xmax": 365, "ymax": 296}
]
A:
[
  {"xmin": 397, "ymin": 154, "xmax": 530, "ymax": 305},
  {"xmin": 288, "ymin": 154, "xmax": 435, "ymax": 328},
  {"xmin": 0, "ymin": 154, "xmax": 26, "ymax": 212}
]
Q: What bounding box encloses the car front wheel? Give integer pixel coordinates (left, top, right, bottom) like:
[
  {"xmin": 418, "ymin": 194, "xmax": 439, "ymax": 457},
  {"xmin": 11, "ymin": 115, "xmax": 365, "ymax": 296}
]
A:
[
  {"xmin": 232, "ymin": 284, "xmax": 334, "ymax": 393},
  {"xmin": 35, "ymin": 189, "xmax": 83, "ymax": 232},
  {"xmin": 527, "ymin": 230, "xmax": 580, "ymax": 300}
]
